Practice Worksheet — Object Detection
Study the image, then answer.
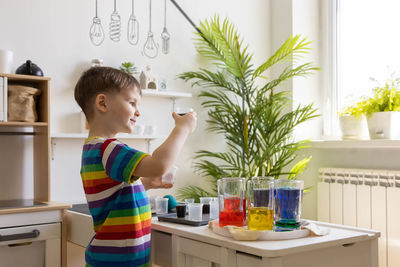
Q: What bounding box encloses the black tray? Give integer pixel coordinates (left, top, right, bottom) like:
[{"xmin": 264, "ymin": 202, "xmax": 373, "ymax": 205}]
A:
[{"xmin": 157, "ymin": 213, "xmax": 210, "ymax": 226}]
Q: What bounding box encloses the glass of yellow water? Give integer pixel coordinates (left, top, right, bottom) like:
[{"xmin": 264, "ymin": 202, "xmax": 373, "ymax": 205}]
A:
[{"xmin": 247, "ymin": 177, "xmax": 274, "ymax": 230}]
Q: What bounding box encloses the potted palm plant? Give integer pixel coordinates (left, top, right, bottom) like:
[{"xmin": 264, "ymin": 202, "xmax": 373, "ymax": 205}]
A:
[{"xmin": 177, "ymin": 16, "xmax": 319, "ymax": 201}]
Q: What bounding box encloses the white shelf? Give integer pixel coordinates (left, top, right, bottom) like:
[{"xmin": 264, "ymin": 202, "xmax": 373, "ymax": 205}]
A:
[
  {"xmin": 311, "ymin": 139, "xmax": 400, "ymax": 149},
  {"xmin": 51, "ymin": 133, "xmax": 166, "ymax": 140},
  {"xmin": 142, "ymin": 89, "xmax": 192, "ymax": 98}
]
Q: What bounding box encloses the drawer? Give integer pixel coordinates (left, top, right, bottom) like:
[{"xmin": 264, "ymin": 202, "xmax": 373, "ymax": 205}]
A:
[
  {"xmin": 0, "ymin": 222, "xmax": 60, "ymax": 246},
  {"xmin": 0, "ymin": 210, "xmax": 62, "ymax": 228},
  {"xmin": 177, "ymin": 236, "xmax": 221, "ymax": 263},
  {"xmin": 0, "ymin": 223, "xmax": 61, "ymax": 267}
]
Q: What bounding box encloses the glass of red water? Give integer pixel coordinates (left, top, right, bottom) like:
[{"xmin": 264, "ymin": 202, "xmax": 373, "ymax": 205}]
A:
[{"xmin": 218, "ymin": 177, "xmax": 245, "ymax": 227}]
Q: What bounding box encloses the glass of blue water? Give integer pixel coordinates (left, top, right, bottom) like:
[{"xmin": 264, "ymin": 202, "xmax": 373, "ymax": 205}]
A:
[{"xmin": 274, "ymin": 179, "xmax": 304, "ymax": 231}]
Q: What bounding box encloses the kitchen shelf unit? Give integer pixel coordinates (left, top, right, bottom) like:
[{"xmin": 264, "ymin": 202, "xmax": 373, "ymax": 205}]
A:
[
  {"xmin": 0, "ymin": 73, "xmax": 51, "ymax": 202},
  {"xmin": 0, "ymin": 73, "xmax": 70, "ymax": 267}
]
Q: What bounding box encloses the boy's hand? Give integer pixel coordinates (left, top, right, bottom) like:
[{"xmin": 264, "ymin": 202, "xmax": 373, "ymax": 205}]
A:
[
  {"xmin": 172, "ymin": 112, "xmax": 197, "ymax": 134},
  {"xmin": 141, "ymin": 176, "xmax": 174, "ymax": 191}
]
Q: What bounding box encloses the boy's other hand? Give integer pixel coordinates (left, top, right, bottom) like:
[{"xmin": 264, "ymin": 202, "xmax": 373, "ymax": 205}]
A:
[
  {"xmin": 141, "ymin": 176, "xmax": 174, "ymax": 191},
  {"xmin": 172, "ymin": 111, "xmax": 197, "ymax": 134}
]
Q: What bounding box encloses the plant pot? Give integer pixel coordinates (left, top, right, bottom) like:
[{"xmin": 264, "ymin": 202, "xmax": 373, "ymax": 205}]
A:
[
  {"xmin": 339, "ymin": 115, "xmax": 369, "ymax": 140},
  {"xmin": 367, "ymin": 111, "xmax": 400, "ymax": 139}
]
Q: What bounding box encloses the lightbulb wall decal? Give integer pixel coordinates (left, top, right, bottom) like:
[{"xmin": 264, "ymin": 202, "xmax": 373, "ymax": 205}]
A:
[
  {"xmin": 128, "ymin": 0, "xmax": 139, "ymax": 45},
  {"xmin": 109, "ymin": 0, "xmax": 121, "ymax": 42},
  {"xmin": 143, "ymin": 0, "xmax": 158, "ymax": 58},
  {"xmin": 89, "ymin": 0, "xmax": 105, "ymax": 46},
  {"xmin": 161, "ymin": 0, "xmax": 170, "ymax": 54}
]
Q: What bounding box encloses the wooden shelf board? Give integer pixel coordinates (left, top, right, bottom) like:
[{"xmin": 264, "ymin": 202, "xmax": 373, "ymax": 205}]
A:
[
  {"xmin": 0, "ymin": 202, "xmax": 71, "ymax": 215},
  {"xmin": 0, "ymin": 73, "xmax": 50, "ymax": 81},
  {"xmin": 51, "ymin": 133, "xmax": 166, "ymax": 140},
  {"xmin": 142, "ymin": 89, "xmax": 192, "ymax": 98},
  {"xmin": 0, "ymin": 121, "xmax": 48, "ymax": 127}
]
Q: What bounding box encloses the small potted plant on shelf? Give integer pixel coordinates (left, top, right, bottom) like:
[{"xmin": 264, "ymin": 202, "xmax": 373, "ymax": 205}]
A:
[
  {"xmin": 363, "ymin": 79, "xmax": 400, "ymax": 139},
  {"xmin": 120, "ymin": 62, "xmax": 138, "ymax": 76},
  {"xmin": 338, "ymin": 99, "xmax": 369, "ymax": 140}
]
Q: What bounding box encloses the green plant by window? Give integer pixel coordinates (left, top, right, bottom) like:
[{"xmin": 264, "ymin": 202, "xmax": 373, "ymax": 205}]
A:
[
  {"xmin": 176, "ymin": 15, "xmax": 319, "ymax": 201},
  {"xmin": 339, "ymin": 79, "xmax": 400, "ymax": 118},
  {"xmin": 120, "ymin": 62, "xmax": 138, "ymax": 75},
  {"xmin": 364, "ymin": 79, "xmax": 400, "ymax": 116},
  {"xmin": 339, "ymin": 99, "xmax": 368, "ymax": 119}
]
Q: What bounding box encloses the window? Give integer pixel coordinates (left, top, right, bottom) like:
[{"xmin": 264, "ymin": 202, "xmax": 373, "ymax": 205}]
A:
[{"xmin": 324, "ymin": 0, "xmax": 400, "ymax": 138}]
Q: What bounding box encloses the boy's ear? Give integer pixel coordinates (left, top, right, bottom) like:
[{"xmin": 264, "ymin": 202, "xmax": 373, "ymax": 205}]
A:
[{"xmin": 95, "ymin": 94, "xmax": 108, "ymax": 112}]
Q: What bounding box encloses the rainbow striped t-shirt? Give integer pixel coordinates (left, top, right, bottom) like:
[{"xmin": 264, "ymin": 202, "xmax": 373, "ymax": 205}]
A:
[{"xmin": 81, "ymin": 137, "xmax": 151, "ymax": 267}]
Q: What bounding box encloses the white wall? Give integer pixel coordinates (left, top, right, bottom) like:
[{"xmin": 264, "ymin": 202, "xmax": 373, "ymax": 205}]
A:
[{"xmin": 0, "ymin": 0, "xmax": 271, "ymax": 203}]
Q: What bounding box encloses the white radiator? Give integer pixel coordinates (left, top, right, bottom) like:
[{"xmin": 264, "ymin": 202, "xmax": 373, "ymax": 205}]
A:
[{"xmin": 317, "ymin": 168, "xmax": 400, "ymax": 267}]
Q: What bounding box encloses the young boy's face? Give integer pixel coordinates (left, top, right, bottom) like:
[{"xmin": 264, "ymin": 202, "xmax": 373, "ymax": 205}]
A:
[{"xmin": 107, "ymin": 86, "xmax": 141, "ymax": 134}]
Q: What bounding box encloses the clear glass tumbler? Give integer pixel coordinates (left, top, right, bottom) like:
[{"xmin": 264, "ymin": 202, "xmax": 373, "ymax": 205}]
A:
[
  {"xmin": 274, "ymin": 179, "xmax": 304, "ymax": 231},
  {"xmin": 188, "ymin": 203, "xmax": 203, "ymax": 221},
  {"xmin": 247, "ymin": 177, "xmax": 274, "ymax": 230},
  {"xmin": 218, "ymin": 177, "xmax": 245, "ymax": 227},
  {"xmin": 155, "ymin": 197, "xmax": 169, "ymax": 215}
]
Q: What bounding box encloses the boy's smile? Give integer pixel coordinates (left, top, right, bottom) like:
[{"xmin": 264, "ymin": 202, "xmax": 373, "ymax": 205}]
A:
[{"xmin": 107, "ymin": 86, "xmax": 141, "ymax": 135}]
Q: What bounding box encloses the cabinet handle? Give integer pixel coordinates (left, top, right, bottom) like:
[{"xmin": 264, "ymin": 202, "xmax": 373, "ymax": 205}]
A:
[{"xmin": 0, "ymin": 229, "xmax": 40, "ymax": 242}]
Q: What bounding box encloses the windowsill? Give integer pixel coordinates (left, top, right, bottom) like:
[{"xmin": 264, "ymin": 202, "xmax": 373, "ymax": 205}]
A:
[{"xmin": 310, "ymin": 139, "xmax": 400, "ymax": 149}]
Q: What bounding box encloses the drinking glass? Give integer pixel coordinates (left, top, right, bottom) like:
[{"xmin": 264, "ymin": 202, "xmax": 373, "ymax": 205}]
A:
[
  {"xmin": 155, "ymin": 197, "xmax": 169, "ymax": 215},
  {"xmin": 274, "ymin": 179, "xmax": 304, "ymax": 231},
  {"xmin": 174, "ymin": 107, "xmax": 194, "ymax": 116},
  {"xmin": 209, "ymin": 197, "xmax": 219, "ymax": 220},
  {"xmin": 175, "ymin": 204, "xmax": 186, "ymax": 218},
  {"xmin": 161, "ymin": 166, "xmax": 178, "ymax": 184},
  {"xmin": 188, "ymin": 203, "xmax": 203, "ymax": 221},
  {"xmin": 247, "ymin": 177, "xmax": 274, "ymax": 230},
  {"xmin": 218, "ymin": 177, "xmax": 245, "ymax": 227},
  {"xmin": 200, "ymin": 197, "xmax": 213, "ymax": 214},
  {"xmin": 184, "ymin": 199, "xmax": 194, "ymax": 204}
]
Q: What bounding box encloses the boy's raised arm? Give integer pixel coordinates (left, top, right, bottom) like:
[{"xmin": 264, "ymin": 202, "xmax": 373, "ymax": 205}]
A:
[{"xmin": 133, "ymin": 112, "xmax": 197, "ymax": 178}]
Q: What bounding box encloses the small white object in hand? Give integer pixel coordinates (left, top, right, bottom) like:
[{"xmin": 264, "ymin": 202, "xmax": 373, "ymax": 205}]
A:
[{"xmin": 161, "ymin": 166, "xmax": 178, "ymax": 184}]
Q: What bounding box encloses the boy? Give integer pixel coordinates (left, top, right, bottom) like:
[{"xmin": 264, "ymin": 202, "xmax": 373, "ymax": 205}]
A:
[{"xmin": 74, "ymin": 67, "xmax": 197, "ymax": 267}]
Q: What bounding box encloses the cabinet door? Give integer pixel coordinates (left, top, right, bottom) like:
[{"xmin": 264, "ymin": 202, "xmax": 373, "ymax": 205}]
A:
[
  {"xmin": 67, "ymin": 241, "xmax": 86, "ymax": 267},
  {"xmin": 172, "ymin": 236, "xmax": 235, "ymax": 267},
  {"xmin": 151, "ymin": 230, "xmax": 172, "ymax": 267}
]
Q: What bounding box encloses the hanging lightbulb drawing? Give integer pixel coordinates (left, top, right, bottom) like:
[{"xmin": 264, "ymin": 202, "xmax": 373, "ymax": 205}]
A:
[
  {"xmin": 89, "ymin": 0, "xmax": 105, "ymax": 46},
  {"xmin": 143, "ymin": 0, "xmax": 158, "ymax": 58},
  {"xmin": 128, "ymin": 0, "xmax": 139, "ymax": 45},
  {"xmin": 161, "ymin": 0, "xmax": 170, "ymax": 54},
  {"xmin": 109, "ymin": 0, "xmax": 121, "ymax": 42}
]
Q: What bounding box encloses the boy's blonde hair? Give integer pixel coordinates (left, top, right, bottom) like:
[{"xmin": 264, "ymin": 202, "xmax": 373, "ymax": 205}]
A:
[{"xmin": 74, "ymin": 67, "xmax": 141, "ymax": 121}]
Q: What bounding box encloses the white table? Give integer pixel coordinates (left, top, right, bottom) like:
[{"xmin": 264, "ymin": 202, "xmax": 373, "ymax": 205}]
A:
[{"xmin": 151, "ymin": 218, "xmax": 380, "ymax": 267}]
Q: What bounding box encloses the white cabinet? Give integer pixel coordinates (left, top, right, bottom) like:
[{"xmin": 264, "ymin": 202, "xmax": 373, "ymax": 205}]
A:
[
  {"xmin": 0, "ymin": 209, "xmax": 66, "ymax": 267},
  {"xmin": 150, "ymin": 219, "xmax": 379, "ymax": 267}
]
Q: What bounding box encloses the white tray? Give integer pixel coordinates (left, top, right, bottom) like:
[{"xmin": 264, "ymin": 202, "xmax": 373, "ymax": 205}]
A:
[{"xmin": 208, "ymin": 220, "xmax": 310, "ymax": 241}]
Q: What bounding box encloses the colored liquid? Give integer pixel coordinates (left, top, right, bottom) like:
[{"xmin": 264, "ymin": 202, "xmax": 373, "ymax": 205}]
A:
[
  {"xmin": 176, "ymin": 205, "xmax": 186, "ymax": 218},
  {"xmin": 202, "ymin": 203, "xmax": 210, "ymax": 214},
  {"xmin": 253, "ymin": 189, "xmax": 271, "ymax": 207},
  {"xmin": 219, "ymin": 197, "xmax": 245, "ymax": 226},
  {"xmin": 219, "ymin": 210, "xmax": 245, "ymax": 227},
  {"xmin": 247, "ymin": 207, "xmax": 273, "ymax": 230},
  {"xmin": 275, "ymin": 187, "xmax": 302, "ymax": 230}
]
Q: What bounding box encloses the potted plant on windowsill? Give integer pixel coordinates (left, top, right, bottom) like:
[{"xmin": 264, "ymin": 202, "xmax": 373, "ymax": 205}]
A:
[
  {"xmin": 364, "ymin": 79, "xmax": 400, "ymax": 139},
  {"xmin": 338, "ymin": 100, "xmax": 369, "ymax": 140},
  {"xmin": 176, "ymin": 16, "xmax": 319, "ymax": 201}
]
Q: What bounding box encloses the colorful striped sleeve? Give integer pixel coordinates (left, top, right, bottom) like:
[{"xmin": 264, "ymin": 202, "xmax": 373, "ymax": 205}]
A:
[{"xmin": 100, "ymin": 139, "xmax": 148, "ymax": 183}]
